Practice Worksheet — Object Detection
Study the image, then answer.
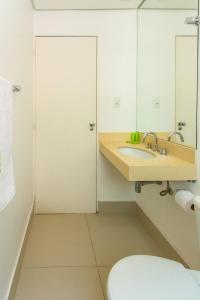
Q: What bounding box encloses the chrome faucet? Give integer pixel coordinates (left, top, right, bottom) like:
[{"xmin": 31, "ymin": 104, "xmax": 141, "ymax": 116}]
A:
[
  {"xmin": 142, "ymin": 131, "xmax": 158, "ymax": 151},
  {"xmin": 168, "ymin": 131, "xmax": 184, "ymax": 143}
]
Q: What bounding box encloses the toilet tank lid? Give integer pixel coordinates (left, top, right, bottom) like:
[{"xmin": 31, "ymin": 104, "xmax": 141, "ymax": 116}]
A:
[{"xmin": 107, "ymin": 255, "xmax": 200, "ymax": 300}]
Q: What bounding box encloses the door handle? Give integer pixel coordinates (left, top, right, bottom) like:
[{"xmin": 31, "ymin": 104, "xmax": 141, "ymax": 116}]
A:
[
  {"xmin": 89, "ymin": 122, "xmax": 96, "ymax": 131},
  {"xmin": 185, "ymin": 16, "xmax": 200, "ymax": 26}
]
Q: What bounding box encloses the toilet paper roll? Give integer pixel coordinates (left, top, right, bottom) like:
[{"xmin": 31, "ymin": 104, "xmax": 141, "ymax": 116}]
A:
[
  {"xmin": 194, "ymin": 196, "xmax": 200, "ymax": 209},
  {"xmin": 193, "ymin": 196, "xmax": 200, "ymax": 248},
  {"xmin": 175, "ymin": 190, "xmax": 194, "ymax": 213}
]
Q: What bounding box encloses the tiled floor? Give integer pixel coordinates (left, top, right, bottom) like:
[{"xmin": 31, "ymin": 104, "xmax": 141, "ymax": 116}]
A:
[{"xmin": 15, "ymin": 212, "xmax": 167, "ymax": 300}]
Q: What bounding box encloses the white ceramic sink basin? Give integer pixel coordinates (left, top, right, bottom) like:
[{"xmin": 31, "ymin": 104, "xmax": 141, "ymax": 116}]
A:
[{"xmin": 118, "ymin": 147, "xmax": 155, "ymax": 160}]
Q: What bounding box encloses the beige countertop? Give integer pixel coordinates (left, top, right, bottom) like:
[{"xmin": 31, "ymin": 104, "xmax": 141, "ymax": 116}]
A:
[{"xmin": 99, "ymin": 134, "xmax": 197, "ymax": 181}]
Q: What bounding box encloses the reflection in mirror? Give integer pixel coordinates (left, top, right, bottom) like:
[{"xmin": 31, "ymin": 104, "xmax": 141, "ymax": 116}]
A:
[{"xmin": 137, "ymin": 0, "xmax": 198, "ymax": 148}]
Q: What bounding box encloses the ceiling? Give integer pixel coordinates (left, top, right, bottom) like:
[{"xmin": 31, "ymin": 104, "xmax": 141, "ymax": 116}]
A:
[
  {"xmin": 32, "ymin": 0, "xmax": 198, "ymax": 10},
  {"xmin": 32, "ymin": 0, "xmax": 144, "ymax": 10},
  {"xmin": 141, "ymin": 0, "xmax": 198, "ymax": 9}
]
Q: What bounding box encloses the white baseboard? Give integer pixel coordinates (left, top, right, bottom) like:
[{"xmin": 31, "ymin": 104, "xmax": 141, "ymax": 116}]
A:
[{"xmin": 5, "ymin": 201, "xmax": 34, "ymax": 300}]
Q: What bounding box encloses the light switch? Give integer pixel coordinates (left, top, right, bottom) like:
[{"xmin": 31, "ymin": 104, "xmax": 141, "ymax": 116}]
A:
[
  {"xmin": 152, "ymin": 97, "xmax": 160, "ymax": 108},
  {"xmin": 113, "ymin": 97, "xmax": 121, "ymax": 108}
]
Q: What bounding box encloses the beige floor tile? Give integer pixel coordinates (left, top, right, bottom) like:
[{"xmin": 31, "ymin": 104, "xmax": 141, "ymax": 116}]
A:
[
  {"xmin": 87, "ymin": 213, "xmax": 165, "ymax": 266},
  {"xmin": 98, "ymin": 267, "xmax": 111, "ymax": 299},
  {"xmin": 14, "ymin": 267, "xmax": 104, "ymax": 300},
  {"xmin": 23, "ymin": 214, "xmax": 96, "ymax": 267}
]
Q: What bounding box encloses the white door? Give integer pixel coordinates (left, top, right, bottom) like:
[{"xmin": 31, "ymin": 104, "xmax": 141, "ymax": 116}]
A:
[
  {"xmin": 35, "ymin": 37, "xmax": 97, "ymax": 213},
  {"xmin": 175, "ymin": 36, "xmax": 197, "ymax": 147}
]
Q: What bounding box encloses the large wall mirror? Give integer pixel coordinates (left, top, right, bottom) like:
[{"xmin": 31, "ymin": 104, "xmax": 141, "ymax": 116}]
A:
[{"xmin": 137, "ymin": 0, "xmax": 199, "ymax": 148}]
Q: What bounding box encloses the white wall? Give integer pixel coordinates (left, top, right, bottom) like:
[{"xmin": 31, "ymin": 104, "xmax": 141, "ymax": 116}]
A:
[
  {"xmin": 34, "ymin": 10, "xmax": 138, "ymax": 203},
  {"xmin": 0, "ymin": 1, "xmax": 33, "ymax": 299},
  {"xmin": 137, "ymin": 10, "xmax": 197, "ymax": 133}
]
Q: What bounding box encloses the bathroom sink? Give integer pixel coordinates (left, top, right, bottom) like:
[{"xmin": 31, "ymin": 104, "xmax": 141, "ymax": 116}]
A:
[
  {"xmin": 117, "ymin": 147, "xmax": 155, "ymax": 159},
  {"xmin": 100, "ymin": 134, "xmax": 196, "ymax": 181}
]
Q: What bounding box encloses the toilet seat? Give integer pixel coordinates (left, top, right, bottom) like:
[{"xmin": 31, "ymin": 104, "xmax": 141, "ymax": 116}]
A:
[{"xmin": 107, "ymin": 255, "xmax": 200, "ymax": 300}]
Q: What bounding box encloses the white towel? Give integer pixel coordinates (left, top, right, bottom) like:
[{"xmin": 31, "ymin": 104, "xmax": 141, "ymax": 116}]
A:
[{"xmin": 0, "ymin": 77, "xmax": 15, "ymax": 212}]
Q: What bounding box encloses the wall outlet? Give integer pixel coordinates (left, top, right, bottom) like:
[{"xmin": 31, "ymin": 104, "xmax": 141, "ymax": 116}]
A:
[{"xmin": 113, "ymin": 97, "xmax": 121, "ymax": 108}]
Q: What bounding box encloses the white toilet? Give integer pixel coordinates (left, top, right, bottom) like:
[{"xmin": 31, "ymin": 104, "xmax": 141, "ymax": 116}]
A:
[{"xmin": 107, "ymin": 199, "xmax": 200, "ymax": 300}]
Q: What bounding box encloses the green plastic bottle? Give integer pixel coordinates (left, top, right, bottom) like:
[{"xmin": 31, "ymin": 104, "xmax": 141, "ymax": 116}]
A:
[{"xmin": 130, "ymin": 132, "xmax": 140, "ymax": 144}]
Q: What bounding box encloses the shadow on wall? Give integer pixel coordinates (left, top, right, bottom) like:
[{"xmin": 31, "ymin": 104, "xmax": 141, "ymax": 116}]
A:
[{"xmin": 98, "ymin": 155, "xmax": 136, "ymax": 203}]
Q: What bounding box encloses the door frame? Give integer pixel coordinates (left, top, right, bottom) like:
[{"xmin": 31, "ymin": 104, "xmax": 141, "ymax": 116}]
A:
[{"xmin": 33, "ymin": 35, "xmax": 98, "ymax": 213}]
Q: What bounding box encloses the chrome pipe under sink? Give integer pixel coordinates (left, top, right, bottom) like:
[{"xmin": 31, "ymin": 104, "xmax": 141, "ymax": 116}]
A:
[{"xmin": 135, "ymin": 181, "xmax": 162, "ymax": 193}]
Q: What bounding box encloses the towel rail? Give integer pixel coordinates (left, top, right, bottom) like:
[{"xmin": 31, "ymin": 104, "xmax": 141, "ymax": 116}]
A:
[{"xmin": 12, "ymin": 85, "xmax": 21, "ymax": 93}]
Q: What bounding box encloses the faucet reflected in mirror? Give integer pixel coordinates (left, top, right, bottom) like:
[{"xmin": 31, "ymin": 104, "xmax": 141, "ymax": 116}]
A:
[
  {"xmin": 168, "ymin": 131, "xmax": 184, "ymax": 143},
  {"xmin": 142, "ymin": 130, "xmax": 186, "ymax": 155}
]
